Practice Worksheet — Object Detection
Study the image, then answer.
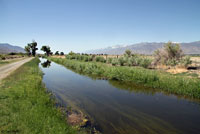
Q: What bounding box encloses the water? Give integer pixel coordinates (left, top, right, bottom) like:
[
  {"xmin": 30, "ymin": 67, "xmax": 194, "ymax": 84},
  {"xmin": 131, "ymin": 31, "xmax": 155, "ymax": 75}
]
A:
[{"xmin": 40, "ymin": 59, "xmax": 200, "ymax": 134}]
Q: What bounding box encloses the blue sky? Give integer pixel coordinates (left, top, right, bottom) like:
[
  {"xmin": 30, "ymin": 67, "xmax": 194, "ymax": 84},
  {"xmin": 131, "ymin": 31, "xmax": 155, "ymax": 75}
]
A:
[{"xmin": 1, "ymin": 0, "xmax": 200, "ymax": 53}]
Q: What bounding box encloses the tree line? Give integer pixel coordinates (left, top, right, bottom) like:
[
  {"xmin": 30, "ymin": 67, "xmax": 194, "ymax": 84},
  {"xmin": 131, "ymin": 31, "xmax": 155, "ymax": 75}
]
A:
[{"xmin": 24, "ymin": 40, "xmax": 64, "ymax": 56}]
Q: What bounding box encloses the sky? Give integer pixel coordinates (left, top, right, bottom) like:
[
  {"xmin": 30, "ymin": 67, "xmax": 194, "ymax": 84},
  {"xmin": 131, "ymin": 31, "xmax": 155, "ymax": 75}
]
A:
[{"xmin": 1, "ymin": 0, "xmax": 200, "ymax": 53}]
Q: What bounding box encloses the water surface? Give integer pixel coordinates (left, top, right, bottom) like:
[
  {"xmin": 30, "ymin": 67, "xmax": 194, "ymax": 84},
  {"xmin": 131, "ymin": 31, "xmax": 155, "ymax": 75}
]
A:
[{"xmin": 40, "ymin": 59, "xmax": 200, "ymax": 134}]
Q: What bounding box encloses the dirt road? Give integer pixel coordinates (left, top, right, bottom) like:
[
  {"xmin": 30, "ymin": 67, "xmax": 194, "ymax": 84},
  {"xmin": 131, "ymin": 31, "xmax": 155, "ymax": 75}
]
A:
[{"xmin": 0, "ymin": 57, "xmax": 33, "ymax": 81}]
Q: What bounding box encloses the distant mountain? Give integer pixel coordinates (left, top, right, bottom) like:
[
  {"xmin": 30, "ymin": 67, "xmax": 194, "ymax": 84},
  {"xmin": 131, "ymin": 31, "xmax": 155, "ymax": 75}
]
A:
[
  {"xmin": 86, "ymin": 41, "xmax": 200, "ymax": 55},
  {"xmin": 0, "ymin": 43, "xmax": 25, "ymax": 54}
]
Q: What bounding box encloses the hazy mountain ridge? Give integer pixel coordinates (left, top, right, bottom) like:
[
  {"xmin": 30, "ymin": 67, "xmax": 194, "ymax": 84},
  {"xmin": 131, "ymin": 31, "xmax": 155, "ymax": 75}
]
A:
[
  {"xmin": 86, "ymin": 41, "xmax": 200, "ymax": 55},
  {"xmin": 0, "ymin": 43, "xmax": 25, "ymax": 54}
]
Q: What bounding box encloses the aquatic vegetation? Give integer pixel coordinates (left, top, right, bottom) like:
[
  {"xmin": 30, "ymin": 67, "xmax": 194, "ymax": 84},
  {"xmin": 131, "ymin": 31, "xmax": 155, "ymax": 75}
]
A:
[{"xmin": 49, "ymin": 57, "xmax": 200, "ymax": 99}]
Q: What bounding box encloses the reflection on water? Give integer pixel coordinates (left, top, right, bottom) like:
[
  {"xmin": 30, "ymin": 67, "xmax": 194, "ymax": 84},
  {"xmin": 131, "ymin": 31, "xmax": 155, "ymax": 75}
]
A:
[
  {"xmin": 41, "ymin": 60, "xmax": 51, "ymax": 68},
  {"xmin": 40, "ymin": 58, "xmax": 200, "ymax": 134}
]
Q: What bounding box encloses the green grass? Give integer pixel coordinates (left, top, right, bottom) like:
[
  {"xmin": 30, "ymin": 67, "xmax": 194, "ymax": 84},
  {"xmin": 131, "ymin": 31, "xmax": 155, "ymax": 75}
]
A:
[
  {"xmin": 49, "ymin": 57, "xmax": 200, "ymax": 99},
  {"xmin": 0, "ymin": 58, "xmax": 76, "ymax": 134},
  {"xmin": 174, "ymin": 72, "xmax": 199, "ymax": 78}
]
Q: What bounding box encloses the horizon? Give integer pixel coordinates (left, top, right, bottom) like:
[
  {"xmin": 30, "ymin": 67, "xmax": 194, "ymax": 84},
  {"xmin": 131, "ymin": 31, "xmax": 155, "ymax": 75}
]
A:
[{"xmin": 1, "ymin": 0, "xmax": 200, "ymax": 53}]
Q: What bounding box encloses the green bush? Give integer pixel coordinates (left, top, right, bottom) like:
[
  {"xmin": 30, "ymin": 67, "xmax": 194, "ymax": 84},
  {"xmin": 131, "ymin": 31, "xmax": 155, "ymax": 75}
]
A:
[
  {"xmin": 111, "ymin": 58, "xmax": 118, "ymax": 66},
  {"xmin": 180, "ymin": 56, "xmax": 192, "ymax": 67},
  {"xmin": 118, "ymin": 57, "xmax": 126, "ymax": 66},
  {"xmin": 139, "ymin": 58, "xmax": 152, "ymax": 68},
  {"xmin": 0, "ymin": 55, "xmax": 6, "ymax": 60},
  {"xmin": 107, "ymin": 57, "xmax": 113, "ymax": 64},
  {"xmin": 95, "ymin": 56, "xmax": 106, "ymax": 63},
  {"xmin": 166, "ymin": 59, "xmax": 178, "ymax": 66}
]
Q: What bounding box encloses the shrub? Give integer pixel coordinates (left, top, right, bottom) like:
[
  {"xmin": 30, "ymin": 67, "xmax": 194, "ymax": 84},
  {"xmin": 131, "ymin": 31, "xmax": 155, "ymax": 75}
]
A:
[
  {"xmin": 166, "ymin": 59, "xmax": 178, "ymax": 66},
  {"xmin": 95, "ymin": 56, "xmax": 106, "ymax": 63},
  {"xmin": 111, "ymin": 58, "xmax": 118, "ymax": 66},
  {"xmin": 107, "ymin": 58, "xmax": 113, "ymax": 64},
  {"xmin": 153, "ymin": 42, "xmax": 184, "ymax": 66},
  {"xmin": 83, "ymin": 55, "xmax": 93, "ymax": 62},
  {"xmin": 0, "ymin": 55, "xmax": 6, "ymax": 60},
  {"xmin": 127, "ymin": 57, "xmax": 134, "ymax": 66},
  {"xmin": 180, "ymin": 56, "xmax": 192, "ymax": 67},
  {"xmin": 139, "ymin": 58, "xmax": 152, "ymax": 68},
  {"xmin": 133, "ymin": 56, "xmax": 142, "ymax": 66},
  {"xmin": 124, "ymin": 49, "xmax": 132, "ymax": 57},
  {"xmin": 118, "ymin": 57, "xmax": 126, "ymax": 66}
]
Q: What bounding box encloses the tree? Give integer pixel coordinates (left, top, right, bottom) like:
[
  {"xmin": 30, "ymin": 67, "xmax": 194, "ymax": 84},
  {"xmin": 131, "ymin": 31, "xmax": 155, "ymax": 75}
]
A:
[
  {"xmin": 153, "ymin": 41, "xmax": 184, "ymax": 66},
  {"xmin": 30, "ymin": 41, "xmax": 38, "ymax": 56},
  {"xmin": 69, "ymin": 51, "xmax": 75, "ymax": 55},
  {"xmin": 124, "ymin": 49, "xmax": 132, "ymax": 57},
  {"xmin": 164, "ymin": 41, "xmax": 183, "ymax": 60},
  {"xmin": 24, "ymin": 46, "xmax": 31, "ymax": 56},
  {"xmin": 55, "ymin": 51, "xmax": 59, "ymax": 55},
  {"xmin": 60, "ymin": 52, "xmax": 64, "ymax": 55},
  {"xmin": 41, "ymin": 46, "xmax": 51, "ymax": 56},
  {"xmin": 26, "ymin": 40, "xmax": 38, "ymax": 56}
]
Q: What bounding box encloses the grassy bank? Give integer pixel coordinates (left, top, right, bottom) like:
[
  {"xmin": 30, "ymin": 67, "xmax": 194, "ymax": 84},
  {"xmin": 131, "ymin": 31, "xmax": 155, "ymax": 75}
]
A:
[
  {"xmin": 49, "ymin": 57, "xmax": 200, "ymax": 99},
  {"xmin": 0, "ymin": 58, "xmax": 76, "ymax": 134}
]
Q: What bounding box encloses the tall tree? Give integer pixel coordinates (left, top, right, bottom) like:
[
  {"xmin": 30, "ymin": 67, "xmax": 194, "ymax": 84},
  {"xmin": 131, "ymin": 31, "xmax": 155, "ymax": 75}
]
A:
[
  {"xmin": 24, "ymin": 45, "xmax": 31, "ymax": 56},
  {"xmin": 30, "ymin": 41, "xmax": 38, "ymax": 56},
  {"xmin": 25, "ymin": 40, "xmax": 38, "ymax": 56},
  {"xmin": 41, "ymin": 46, "xmax": 51, "ymax": 56}
]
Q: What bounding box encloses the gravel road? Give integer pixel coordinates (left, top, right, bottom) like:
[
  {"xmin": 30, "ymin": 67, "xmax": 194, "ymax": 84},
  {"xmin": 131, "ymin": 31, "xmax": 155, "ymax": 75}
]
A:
[{"xmin": 0, "ymin": 58, "xmax": 33, "ymax": 81}]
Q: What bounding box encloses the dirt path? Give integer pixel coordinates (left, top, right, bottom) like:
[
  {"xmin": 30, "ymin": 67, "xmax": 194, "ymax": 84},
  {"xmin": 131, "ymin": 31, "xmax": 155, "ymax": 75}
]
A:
[{"xmin": 0, "ymin": 57, "xmax": 33, "ymax": 81}]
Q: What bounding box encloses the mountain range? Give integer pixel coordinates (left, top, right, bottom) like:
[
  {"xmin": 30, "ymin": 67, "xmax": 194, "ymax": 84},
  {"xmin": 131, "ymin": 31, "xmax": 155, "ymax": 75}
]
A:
[
  {"xmin": 86, "ymin": 41, "xmax": 200, "ymax": 55},
  {"xmin": 0, "ymin": 43, "xmax": 25, "ymax": 54}
]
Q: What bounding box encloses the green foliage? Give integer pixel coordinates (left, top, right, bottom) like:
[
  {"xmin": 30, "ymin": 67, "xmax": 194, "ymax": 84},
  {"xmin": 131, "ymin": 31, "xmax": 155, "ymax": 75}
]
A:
[
  {"xmin": 139, "ymin": 58, "xmax": 152, "ymax": 68},
  {"xmin": 41, "ymin": 46, "xmax": 51, "ymax": 56},
  {"xmin": 0, "ymin": 58, "xmax": 76, "ymax": 134},
  {"xmin": 60, "ymin": 52, "xmax": 64, "ymax": 55},
  {"xmin": 55, "ymin": 51, "xmax": 59, "ymax": 55},
  {"xmin": 0, "ymin": 55, "xmax": 6, "ymax": 60},
  {"xmin": 166, "ymin": 59, "xmax": 178, "ymax": 66},
  {"xmin": 107, "ymin": 57, "xmax": 113, "ymax": 64},
  {"xmin": 180, "ymin": 56, "xmax": 192, "ymax": 67},
  {"xmin": 66, "ymin": 53, "xmax": 93, "ymax": 62},
  {"xmin": 68, "ymin": 51, "xmax": 75, "ymax": 55},
  {"xmin": 25, "ymin": 40, "xmax": 38, "ymax": 56},
  {"xmin": 111, "ymin": 58, "xmax": 119, "ymax": 66},
  {"xmin": 118, "ymin": 57, "xmax": 126, "ymax": 66},
  {"xmin": 49, "ymin": 57, "xmax": 200, "ymax": 99},
  {"xmin": 153, "ymin": 41, "xmax": 186, "ymax": 66},
  {"xmin": 124, "ymin": 49, "xmax": 132, "ymax": 57},
  {"xmin": 95, "ymin": 56, "xmax": 106, "ymax": 63},
  {"xmin": 164, "ymin": 42, "xmax": 183, "ymax": 60},
  {"xmin": 25, "ymin": 45, "xmax": 31, "ymax": 56}
]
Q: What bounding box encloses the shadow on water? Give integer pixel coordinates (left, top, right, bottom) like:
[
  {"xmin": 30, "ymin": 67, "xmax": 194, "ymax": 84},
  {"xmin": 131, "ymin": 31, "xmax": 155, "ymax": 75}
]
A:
[{"xmin": 39, "ymin": 58, "xmax": 200, "ymax": 134}]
